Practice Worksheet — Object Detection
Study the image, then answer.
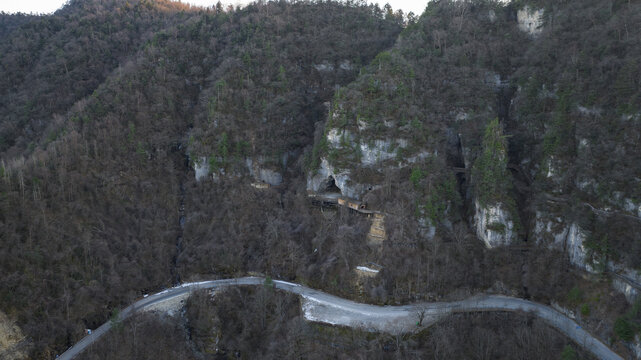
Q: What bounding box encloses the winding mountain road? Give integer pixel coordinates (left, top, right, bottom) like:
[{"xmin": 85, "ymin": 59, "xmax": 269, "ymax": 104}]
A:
[{"xmin": 58, "ymin": 277, "xmax": 622, "ymax": 360}]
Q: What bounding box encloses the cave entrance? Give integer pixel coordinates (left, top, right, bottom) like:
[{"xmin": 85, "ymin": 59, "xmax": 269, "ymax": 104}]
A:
[{"xmin": 324, "ymin": 176, "xmax": 341, "ymax": 194}]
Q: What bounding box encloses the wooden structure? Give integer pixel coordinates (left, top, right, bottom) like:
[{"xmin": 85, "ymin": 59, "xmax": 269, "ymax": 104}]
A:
[
  {"xmin": 308, "ymin": 193, "xmax": 339, "ymax": 208},
  {"xmin": 308, "ymin": 192, "xmax": 387, "ymax": 248},
  {"xmin": 250, "ymin": 182, "xmax": 270, "ymax": 189},
  {"xmin": 308, "ymin": 192, "xmax": 373, "ymax": 213},
  {"xmin": 367, "ymin": 212, "xmax": 386, "ymax": 245},
  {"xmin": 338, "ymin": 198, "xmax": 367, "ymax": 211}
]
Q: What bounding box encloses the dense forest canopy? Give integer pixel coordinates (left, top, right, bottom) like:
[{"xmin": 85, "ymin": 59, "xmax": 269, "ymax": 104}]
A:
[
  {"xmin": 0, "ymin": 0, "xmax": 403, "ymax": 357},
  {"xmin": 0, "ymin": 0, "xmax": 640, "ymax": 359}
]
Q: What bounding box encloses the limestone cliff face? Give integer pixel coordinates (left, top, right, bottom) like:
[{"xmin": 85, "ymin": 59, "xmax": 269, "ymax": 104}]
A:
[
  {"xmin": 533, "ymin": 212, "xmax": 596, "ymax": 273},
  {"xmin": 307, "ymin": 158, "xmax": 371, "ymax": 200},
  {"xmin": 534, "ymin": 209, "xmax": 641, "ymax": 304},
  {"xmin": 564, "ymin": 223, "xmax": 595, "ymax": 272},
  {"xmin": 193, "ymin": 155, "xmax": 283, "ymax": 186},
  {"xmin": 359, "ymin": 139, "xmax": 398, "ymax": 166},
  {"xmin": 517, "ymin": 6, "xmax": 543, "ymax": 36},
  {"xmin": 533, "ymin": 211, "xmax": 568, "ymax": 246},
  {"xmin": 245, "ymin": 158, "xmax": 283, "ymax": 186},
  {"xmin": 474, "ymin": 200, "xmax": 516, "ymax": 248},
  {"xmin": 613, "ymin": 276, "xmax": 640, "ymax": 304},
  {"xmin": 313, "ymin": 59, "xmax": 353, "ymax": 73},
  {"xmin": 624, "ymin": 199, "xmax": 641, "ymax": 218},
  {"xmin": 325, "ymin": 128, "xmax": 401, "ymax": 167},
  {"xmin": 308, "ymin": 119, "xmax": 432, "ymax": 199},
  {"xmin": 194, "ymin": 156, "xmax": 210, "ymax": 181},
  {"xmin": 608, "ymin": 265, "xmax": 641, "ymax": 304}
]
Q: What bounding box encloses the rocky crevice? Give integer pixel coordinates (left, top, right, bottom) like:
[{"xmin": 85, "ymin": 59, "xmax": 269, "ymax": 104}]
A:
[
  {"xmin": 502, "ymin": 81, "xmax": 535, "ymax": 300},
  {"xmin": 447, "ymin": 129, "xmax": 472, "ymax": 221},
  {"xmin": 170, "ymin": 142, "xmax": 189, "ymax": 286},
  {"xmin": 469, "ymin": 79, "xmax": 523, "ymax": 249},
  {"xmin": 493, "ymin": 75, "xmax": 534, "ymax": 246}
]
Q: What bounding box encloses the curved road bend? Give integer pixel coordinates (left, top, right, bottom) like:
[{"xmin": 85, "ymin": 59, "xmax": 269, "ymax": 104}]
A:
[{"xmin": 58, "ymin": 277, "xmax": 622, "ymax": 360}]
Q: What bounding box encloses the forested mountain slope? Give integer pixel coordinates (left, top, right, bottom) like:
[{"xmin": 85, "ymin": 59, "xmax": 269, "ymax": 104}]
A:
[
  {"xmin": 0, "ymin": 1, "xmax": 401, "ymax": 357},
  {"xmin": 0, "ymin": 12, "xmax": 37, "ymax": 38},
  {"xmin": 0, "ymin": 0, "xmax": 203, "ymax": 158},
  {"xmin": 1, "ymin": 0, "xmax": 641, "ymax": 359},
  {"xmin": 512, "ymin": 0, "xmax": 641, "ymax": 271},
  {"xmin": 304, "ymin": 0, "xmax": 641, "ymax": 356},
  {"xmin": 308, "ymin": 0, "xmax": 641, "ymax": 260}
]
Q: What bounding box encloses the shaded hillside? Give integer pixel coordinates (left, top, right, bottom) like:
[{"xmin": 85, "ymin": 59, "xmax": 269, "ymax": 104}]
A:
[
  {"xmin": 0, "ymin": 1, "xmax": 402, "ymax": 357},
  {"xmin": 187, "ymin": 1, "xmax": 403, "ymax": 173},
  {"xmin": 0, "ymin": 12, "xmax": 37, "ymax": 38},
  {"xmin": 0, "ymin": 0, "xmax": 199, "ymax": 157}
]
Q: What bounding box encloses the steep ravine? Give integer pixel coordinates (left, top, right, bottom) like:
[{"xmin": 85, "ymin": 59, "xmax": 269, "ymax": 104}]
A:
[
  {"xmin": 170, "ymin": 122, "xmax": 197, "ymax": 286},
  {"xmin": 173, "ymin": 161, "xmax": 187, "ymax": 286},
  {"xmin": 447, "ymin": 130, "xmax": 475, "ymax": 231},
  {"xmin": 498, "ymin": 81, "xmax": 532, "ymax": 242},
  {"xmin": 496, "ymin": 79, "xmax": 533, "ymax": 299}
]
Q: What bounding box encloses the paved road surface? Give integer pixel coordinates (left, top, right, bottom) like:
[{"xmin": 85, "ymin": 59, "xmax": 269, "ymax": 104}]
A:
[{"xmin": 58, "ymin": 277, "xmax": 622, "ymax": 360}]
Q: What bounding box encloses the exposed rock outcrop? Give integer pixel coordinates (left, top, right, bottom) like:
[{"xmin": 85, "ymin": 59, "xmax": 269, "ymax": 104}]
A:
[
  {"xmin": 246, "ymin": 158, "xmax": 282, "ymax": 186},
  {"xmin": 313, "ymin": 61, "xmax": 334, "ymax": 72},
  {"xmin": 313, "ymin": 59, "xmax": 354, "ymax": 73},
  {"xmin": 613, "ymin": 278, "xmax": 639, "ymax": 304},
  {"xmin": 309, "ymin": 125, "xmax": 433, "ymax": 199},
  {"xmin": 307, "ymin": 158, "xmax": 371, "ymax": 200},
  {"xmin": 534, "ymin": 211, "xmax": 641, "ymax": 301},
  {"xmin": 326, "ymin": 129, "xmax": 416, "ymax": 167},
  {"xmin": 517, "ymin": 6, "xmax": 543, "ymax": 36},
  {"xmin": 624, "ymin": 198, "xmax": 641, "ymax": 218},
  {"xmin": 359, "ymin": 139, "xmax": 398, "ymax": 166},
  {"xmin": 194, "ymin": 156, "xmax": 210, "ymax": 181},
  {"xmin": 418, "ymin": 216, "xmax": 437, "ymax": 241},
  {"xmin": 474, "ymin": 200, "xmax": 516, "ymax": 248},
  {"xmin": 533, "ymin": 213, "xmax": 596, "ymax": 272},
  {"xmin": 564, "ymin": 223, "xmax": 595, "ymax": 273},
  {"xmin": 193, "ymin": 155, "xmax": 283, "ymax": 186}
]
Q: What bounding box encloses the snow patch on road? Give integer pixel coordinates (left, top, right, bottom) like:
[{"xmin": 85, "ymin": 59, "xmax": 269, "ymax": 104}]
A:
[
  {"xmin": 356, "ymin": 266, "xmax": 379, "ymax": 273},
  {"xmin": 179, "ymin": 281, "xmax": 212, "ymax": 288},
  {"xmin": 274, "ymin": 280, "xmax": 301, "ymax": 287},
  {"xmin": 301, "ymin": 297, "xmax": 340, "ymax": 326},
  {"xmin": 300, "ymin": 295, "xmax": 415, "ymax": 333},
  {"xmin": 153, "ymin": 281, "xmax": 214, "ymax": 295}
]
